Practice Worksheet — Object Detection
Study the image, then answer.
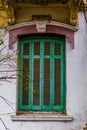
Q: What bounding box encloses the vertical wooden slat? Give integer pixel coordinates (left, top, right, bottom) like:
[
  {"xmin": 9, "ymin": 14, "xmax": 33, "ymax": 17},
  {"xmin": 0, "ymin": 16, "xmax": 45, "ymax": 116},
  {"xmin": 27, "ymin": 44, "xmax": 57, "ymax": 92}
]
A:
[
  {"xmin": 50, "ymin": 40, "xmax": 54, "ymax": 107},
  {"xmin": 22, "ymin": 59, "xmax": 29, "ymax": 105},
  {"xmin": 44, "ymin": 59, "xmax": 50, "ymax": 105},
  {"xmin": 18, "ymin": 40, "xmax": 23, "ymax": 110},
  {"xmin": 33, "ymin": 59, "xmax": 40, "ymax": 105},
  {"xmin": 44, "ymin": 41, "xmax": 50, "ymax": 106},
  {"xmin": 40, "ymin": 40, "xmax": 44, "ymax": 108},
  {"xmin": 22, "ymin": 42, "xmax": 30, "ymax": 105},
  {"xmin": 29, "ymin": 40, "xmax": 34, "ymax": 109},
  {"xmin": 54, "ymin": 59, "xmax": 61, "ymax": 105},
  {"xmin": 61, "ymin": 40, "xmax": 66, "ymax": 109}
]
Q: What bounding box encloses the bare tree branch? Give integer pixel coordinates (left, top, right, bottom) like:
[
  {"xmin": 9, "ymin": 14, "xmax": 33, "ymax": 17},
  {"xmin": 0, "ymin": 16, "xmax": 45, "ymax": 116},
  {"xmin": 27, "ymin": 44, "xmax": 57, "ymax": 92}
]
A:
[
  {"xmin": 0, "ymin": 117, "xmax": 11, "ymax": 130},
  {"xmin": 0, "ymin": 28, "xmax": 17, "ymax": 130},
  {"xmin": 0, "ymin": 95, "xmax": 14, "ymax": 111}
]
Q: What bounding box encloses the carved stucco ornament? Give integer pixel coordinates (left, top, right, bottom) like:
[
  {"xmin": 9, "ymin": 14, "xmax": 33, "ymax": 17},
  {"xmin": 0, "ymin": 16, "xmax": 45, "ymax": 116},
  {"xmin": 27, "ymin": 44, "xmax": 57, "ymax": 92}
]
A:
[
  {"xmin": 0, "ymin": 0, "xmax": 15, "ymax": 28},
  {"xmin": 69, "ymin": 0, "xmax": 79, "ymax": 25}
]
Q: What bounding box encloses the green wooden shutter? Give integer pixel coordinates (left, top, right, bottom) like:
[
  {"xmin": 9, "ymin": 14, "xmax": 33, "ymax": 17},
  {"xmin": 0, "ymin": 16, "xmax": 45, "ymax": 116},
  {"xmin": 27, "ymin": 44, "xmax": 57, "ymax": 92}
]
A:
[{"xmin": 18, "ymin": 37, "xmax": 66, "ymax": 112}]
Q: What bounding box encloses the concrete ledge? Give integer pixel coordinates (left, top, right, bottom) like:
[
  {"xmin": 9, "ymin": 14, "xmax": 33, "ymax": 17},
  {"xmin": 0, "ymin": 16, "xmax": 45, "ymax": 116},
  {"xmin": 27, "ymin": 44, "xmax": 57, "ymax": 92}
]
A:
[{"xmin": 11, "ymin": 113, "xmax": 73, "ymax": 121}]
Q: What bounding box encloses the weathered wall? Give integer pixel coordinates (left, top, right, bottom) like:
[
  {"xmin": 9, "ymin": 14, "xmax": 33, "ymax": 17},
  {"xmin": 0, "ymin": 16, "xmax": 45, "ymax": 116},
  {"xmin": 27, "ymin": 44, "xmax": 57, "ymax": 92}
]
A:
[{"xmin": 0, "ymin": 12, "xmax": 87, "ymax": 130}]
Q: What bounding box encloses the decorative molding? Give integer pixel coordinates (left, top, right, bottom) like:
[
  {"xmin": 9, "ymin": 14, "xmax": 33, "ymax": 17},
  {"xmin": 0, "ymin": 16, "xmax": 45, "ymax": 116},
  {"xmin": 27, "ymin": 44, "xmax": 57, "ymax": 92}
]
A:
[
  {"xmin": 69, "ymin": 0, "xmax": 79, "ymax": 25},
  {"xmin": 0, "ymin": 0, "xmax": 15, "ymax": 28},
  {"xmin": 70, "ymin": 8, "xmax": 78, "ymax": 25},
  {"xmin": 7, "ymin": 21, "xmax": 78, "ymax": 31},
  {"xmin": 32, "ymin": 15, "xmax": 52, "ymax": 22},
  {"xmin": 7, "ymin": 21, "xmax": 77, "ymax": 49},
  {"xmin": 36, "ymin": 21, "xmax": 47, "ymax": 32}
]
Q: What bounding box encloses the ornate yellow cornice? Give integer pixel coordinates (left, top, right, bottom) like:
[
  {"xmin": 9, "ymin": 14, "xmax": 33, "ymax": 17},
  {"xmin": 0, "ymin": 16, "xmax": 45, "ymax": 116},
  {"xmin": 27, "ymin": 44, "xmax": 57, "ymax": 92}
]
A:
[
  {"xmin": 0, "ymin": 0, "xmax": 84, "ymax": 28},
  {"xmin": 0, "ymin": 0, "xmax": 15, "ymax": 28}
]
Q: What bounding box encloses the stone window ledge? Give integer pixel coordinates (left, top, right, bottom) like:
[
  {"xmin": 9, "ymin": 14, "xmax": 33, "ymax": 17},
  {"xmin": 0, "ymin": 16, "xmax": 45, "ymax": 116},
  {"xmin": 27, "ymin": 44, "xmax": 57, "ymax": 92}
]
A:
[{"xmin": 11, "ymin": 113, "xmax": 73, "ymax": 121}]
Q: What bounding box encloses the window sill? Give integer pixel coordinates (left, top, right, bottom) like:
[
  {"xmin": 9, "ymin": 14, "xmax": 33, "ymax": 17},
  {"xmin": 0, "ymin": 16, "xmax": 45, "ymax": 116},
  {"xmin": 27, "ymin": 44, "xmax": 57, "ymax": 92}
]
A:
[{"xmin": 11, "ymin": 113, "xmax": 73, "ymax": 121}]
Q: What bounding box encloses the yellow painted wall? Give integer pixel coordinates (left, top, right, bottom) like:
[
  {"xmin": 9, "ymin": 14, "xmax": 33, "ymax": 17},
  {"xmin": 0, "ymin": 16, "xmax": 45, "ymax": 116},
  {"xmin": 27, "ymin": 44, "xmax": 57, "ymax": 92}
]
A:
[
  {"xmin": 0, "ymin": 1, "xmax": 81, "ymax": 27},
  {"xmin": 14, "ymin": 4, "xmax": 70, "ymax": 24}
]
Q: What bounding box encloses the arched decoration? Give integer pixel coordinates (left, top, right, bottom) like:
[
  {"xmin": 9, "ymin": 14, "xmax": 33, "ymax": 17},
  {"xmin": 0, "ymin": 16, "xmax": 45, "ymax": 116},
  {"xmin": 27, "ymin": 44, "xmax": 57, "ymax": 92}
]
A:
[{"xmin": 7, "ymin": 21, "xmax": 78, "ymax": 49}]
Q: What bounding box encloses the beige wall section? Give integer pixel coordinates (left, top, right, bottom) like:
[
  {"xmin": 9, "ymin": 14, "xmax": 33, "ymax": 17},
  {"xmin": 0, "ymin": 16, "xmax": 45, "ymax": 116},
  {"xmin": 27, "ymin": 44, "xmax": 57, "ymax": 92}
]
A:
[{"xmin": 14, "ymin": 4, "xmax": 70, "ymax": 24}]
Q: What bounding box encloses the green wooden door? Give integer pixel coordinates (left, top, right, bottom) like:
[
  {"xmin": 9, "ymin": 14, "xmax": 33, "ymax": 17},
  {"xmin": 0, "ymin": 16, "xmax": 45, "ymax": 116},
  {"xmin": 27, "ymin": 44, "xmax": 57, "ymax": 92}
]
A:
[{"xmin": 18, "ymin": 37, "xmax": 66, "ymax": 112}]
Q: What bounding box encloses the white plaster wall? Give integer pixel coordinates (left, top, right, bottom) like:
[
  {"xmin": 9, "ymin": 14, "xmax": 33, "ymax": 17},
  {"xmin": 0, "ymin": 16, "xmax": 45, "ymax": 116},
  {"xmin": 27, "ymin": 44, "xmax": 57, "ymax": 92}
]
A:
[{"xmin": 0, "ymin": 12, "xmax": 87, "ymax": 130}]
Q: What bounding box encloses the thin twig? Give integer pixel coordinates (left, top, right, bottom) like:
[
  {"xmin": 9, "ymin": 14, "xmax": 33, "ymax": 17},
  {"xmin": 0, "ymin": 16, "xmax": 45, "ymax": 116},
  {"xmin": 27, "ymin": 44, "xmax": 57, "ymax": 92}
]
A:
[
  {"xmin": 0, "ymin": 95, "xmax": 14, "ymax": 111},
  {"xmin": 0, "ymin": 76, "xmax": 16, "ymax": 79},
  {"xmin": 0, "ymin": 117, "xmax": 10, "ymax": 130},
  {"xmin": 0, "ymin": 70, "xmax": 22, "ymax": 72},
  {"xmin": 0, "ymin": 46, "xmax": 6, "ymax": 52}
]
